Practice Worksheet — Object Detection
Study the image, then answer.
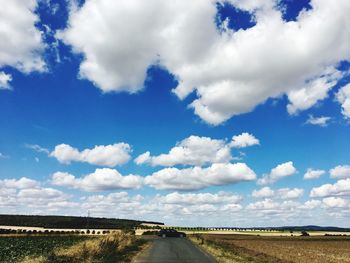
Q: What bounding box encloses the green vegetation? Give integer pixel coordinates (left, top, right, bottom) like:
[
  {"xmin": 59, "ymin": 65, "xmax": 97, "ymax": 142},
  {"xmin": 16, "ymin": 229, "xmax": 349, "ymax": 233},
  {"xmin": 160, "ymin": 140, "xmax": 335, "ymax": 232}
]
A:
[
  {"xmin": 0, "ymin": 232, "xmax": 146, "ymax": 263},
  {"xmin": 0, "ymin": 214, "xmax": 163, "ymax": 229},
  {"xmin": 0, "ymin": 235, "xmax": 90, "ymax": 263}
]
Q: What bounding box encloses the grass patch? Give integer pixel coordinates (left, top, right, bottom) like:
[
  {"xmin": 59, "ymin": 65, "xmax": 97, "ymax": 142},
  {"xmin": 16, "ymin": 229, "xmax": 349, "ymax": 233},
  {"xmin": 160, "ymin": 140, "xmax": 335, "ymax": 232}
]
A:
[{"xmin": 190, "ymin": 234, "xmax": 249, "ymax": 263}]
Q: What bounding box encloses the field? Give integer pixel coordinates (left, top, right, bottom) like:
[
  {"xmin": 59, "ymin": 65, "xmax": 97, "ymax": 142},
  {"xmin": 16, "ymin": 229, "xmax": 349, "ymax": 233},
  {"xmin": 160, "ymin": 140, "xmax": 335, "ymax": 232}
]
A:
[
  {"xmin": 0, "ymin": 235, "xmax": 91, "ymax": 263},
  {"xmin": 0, "ymin": 233, "xmax": 145, "ymax": 263},
  {"xmin": 190, "ymin": 234, "xmax": 350, "ymax": 263}
]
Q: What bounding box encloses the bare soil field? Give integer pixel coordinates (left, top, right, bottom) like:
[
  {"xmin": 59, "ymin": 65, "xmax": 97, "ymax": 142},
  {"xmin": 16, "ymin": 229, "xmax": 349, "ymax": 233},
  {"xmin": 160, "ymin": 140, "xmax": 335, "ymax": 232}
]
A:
[{"xmin": 190, "ymin": 234, "xmax": 350, "ymax": 263}]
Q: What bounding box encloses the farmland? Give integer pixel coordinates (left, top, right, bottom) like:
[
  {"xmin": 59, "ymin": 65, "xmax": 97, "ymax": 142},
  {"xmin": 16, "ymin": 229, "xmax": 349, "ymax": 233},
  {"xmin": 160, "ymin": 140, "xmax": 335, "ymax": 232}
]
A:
[
  {"xmin": 190, "ymin": 234, "xmax": 350, "ymax": 263},
  {"xmin": 0, "ymin": 232, "xmax": 145, "ymax": 263},
  {"xmin": 0, "ymin": 235, "xmax": 90, "ymax": 263}
]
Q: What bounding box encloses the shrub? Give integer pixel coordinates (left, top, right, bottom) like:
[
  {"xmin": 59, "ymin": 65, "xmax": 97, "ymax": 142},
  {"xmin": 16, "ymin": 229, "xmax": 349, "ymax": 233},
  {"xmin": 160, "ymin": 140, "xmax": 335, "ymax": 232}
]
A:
[{"xmin": 301, "ymin": 231, "xmax": 310, "ymax": 236}]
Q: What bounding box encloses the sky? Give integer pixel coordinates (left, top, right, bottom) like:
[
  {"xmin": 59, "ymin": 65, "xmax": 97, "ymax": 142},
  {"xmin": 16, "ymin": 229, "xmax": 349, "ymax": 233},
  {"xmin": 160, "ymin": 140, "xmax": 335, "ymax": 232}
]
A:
[{"xmin": 0, "ymin": 0, "xmax": 350, "ymax": 227}]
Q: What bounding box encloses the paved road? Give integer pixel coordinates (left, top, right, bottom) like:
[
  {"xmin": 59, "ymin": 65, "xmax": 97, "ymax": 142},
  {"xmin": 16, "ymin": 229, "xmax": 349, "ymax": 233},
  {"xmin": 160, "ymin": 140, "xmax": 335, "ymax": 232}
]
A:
[{"xmin": 133, "ymin": 237, "xmax": 217, "ymax": 263}]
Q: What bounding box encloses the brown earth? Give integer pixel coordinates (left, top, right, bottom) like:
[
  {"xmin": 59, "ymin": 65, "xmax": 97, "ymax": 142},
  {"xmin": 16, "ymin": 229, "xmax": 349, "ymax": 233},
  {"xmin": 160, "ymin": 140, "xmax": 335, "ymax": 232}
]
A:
[{"xmin": 192, "ymin": 234, "xmax": 350, "ymax": 263}]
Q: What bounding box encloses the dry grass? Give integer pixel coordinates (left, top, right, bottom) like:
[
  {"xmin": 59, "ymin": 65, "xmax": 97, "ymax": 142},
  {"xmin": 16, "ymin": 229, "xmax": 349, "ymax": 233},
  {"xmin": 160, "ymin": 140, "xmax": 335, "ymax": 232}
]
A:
[
  {"xmin": 190, "ymin": 235, "xmax": 247, "ymax": 263},
  {"xmin": 21, "ymin": 232, "xmax": 146, "ymax": 263},
  {"xmin": 190, "ymin": 234, "xmax": 350, "ymax": 263}
]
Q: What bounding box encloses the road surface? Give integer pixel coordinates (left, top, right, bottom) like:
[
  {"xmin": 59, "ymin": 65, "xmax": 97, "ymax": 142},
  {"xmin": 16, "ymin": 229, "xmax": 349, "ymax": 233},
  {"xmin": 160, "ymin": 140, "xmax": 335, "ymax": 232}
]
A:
[{"xmin": 133, "ymin": 236, "xmax": 217, "ymax": 263}]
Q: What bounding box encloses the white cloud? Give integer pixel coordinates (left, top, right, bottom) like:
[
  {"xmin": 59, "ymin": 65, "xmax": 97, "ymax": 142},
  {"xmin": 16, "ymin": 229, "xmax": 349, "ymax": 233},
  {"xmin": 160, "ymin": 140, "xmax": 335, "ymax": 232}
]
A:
[
  {"xmin": 17, "ymin": 188, "xmax": 65, "ymax": 200},
  {"xmin": 0, "ymin": 178, "xmax": 73, "ymax": 211},
  {"xmin": 305, "ymin": 115, "xmax": 331, "ymax": 127},
  {"xmin": 277, "ymin": 188, "xmax": 304, "ymax": 199},
  {"xmin": 304, "ymin": 168, "xmax": 325, "ymax": 180},
  {"xmin": 81, "ymin": 192, "xmax": 143, "ymax": 214},
  {"xmin": 0, "ymin": 177, "xmax": 39, "ymax": 189},
  {"xmin": 245, "ymin": 198, "xmax": 307, "ymax": 220},
  {"xmin": 60, "ymin": 0, "xmax": 350, "ymax": 125},
  {"xmin": 17, "ymin": 187, "xmax": 73, "ymax": 209},
  {"xmin": 51, "ymin": 168, "xmax": 143, "ymax": 191},
  {"xmin": 310, "ymin": 178, "xmax": 350, "ymax": 197},
  {"xmin": 0, "ymin": 175, "xmax": 347, "ymax": 226},
  {"xmin": 144, "ymin": 162, "xmax": 256, "ymax": 190},
  {"xmin": 25, "ymin": 144, "xmax": 50, "ymax": 154},
  {"xmin": 322, "ymin": 197, "xmax": 349, "ymax": 208},
  {"xmin": 257, "ymin": 161, "xmax": 297, "ymax": 185},
  {"xmin": 330, "ymin": 165, "xmax": 350, "ymax": 179},
  {"xmin": 135, "ymin": 135, "xmax": 231, "ymax": 166},
  {"xmin": 50, "ymin": 143, "xmax": 131, "ymax": 167},
  {"xmin": 135, "ymin": 133, "xmax": 259, "ymax": 167},
  {"xmin": 78, "ymin": 190, "xmax": 244, "ymax": 220},
  {"xmin": 246, "ymin": 198, "xmax": 279, "ymax": 211},
  {"xmin": 336, "ymin": 83, "xmax": 350, "ymax": 118},
  {"xmin": 0, "ymin": 0, "xmax": 45, "ymax": 73},
  {"xmin": 301, "ymin": 199, "xmax": 321, "ymax": 209},
  {"xmin": 252, "ymin": 187, "xmax": 303, "ymax": 199},
  {"xmin": 158, "ymin": 191, "xmax": 242, "ymax": 205},
  {"xmin": 0, "ymin": 72, "xmax": 12, "ymax": 90},
  {"xmin": 230, "ymin": 132, "xmax": 260, "ymax": 148},
  {"xmin": 252, "ymin": 187, "xmax": 274, "ymax": 198},
  {"xmin": 287, "ymin": 67, "xmax": 343, "ymax": 114},
  {"xmin": 134, "ymin": 152, "xmax": 151, "ymax": 165}
]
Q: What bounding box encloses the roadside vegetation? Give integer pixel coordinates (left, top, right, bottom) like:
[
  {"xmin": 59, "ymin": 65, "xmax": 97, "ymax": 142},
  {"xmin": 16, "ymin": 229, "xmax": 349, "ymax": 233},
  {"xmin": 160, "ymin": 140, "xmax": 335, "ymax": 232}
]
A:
[
  {"xmin": 0, "ymin": 232, "xmax": 146, "ymax": 263},
  {"xmin": 190, "ymin": 234, "xmax": 350, "ymax": 263}
]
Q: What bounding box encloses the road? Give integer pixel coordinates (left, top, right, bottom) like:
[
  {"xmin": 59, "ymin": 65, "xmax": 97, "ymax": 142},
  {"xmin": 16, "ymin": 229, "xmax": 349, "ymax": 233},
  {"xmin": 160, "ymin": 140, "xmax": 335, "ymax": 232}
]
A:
[{"xmin": 133, "ymin": 236, "xmax": 217, "ymax": 263}]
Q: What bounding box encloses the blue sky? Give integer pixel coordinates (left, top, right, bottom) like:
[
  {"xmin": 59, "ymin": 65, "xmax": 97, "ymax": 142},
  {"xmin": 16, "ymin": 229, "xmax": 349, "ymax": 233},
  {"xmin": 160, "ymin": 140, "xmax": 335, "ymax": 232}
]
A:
[{"xmin": 0, "ymin": 0, "xmax": 350, "ymax": 227}]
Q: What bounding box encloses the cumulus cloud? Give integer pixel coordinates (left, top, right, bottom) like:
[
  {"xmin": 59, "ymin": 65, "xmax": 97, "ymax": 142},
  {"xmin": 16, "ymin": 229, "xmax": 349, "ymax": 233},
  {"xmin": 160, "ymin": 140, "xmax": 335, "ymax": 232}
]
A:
[
  {"xmin": 330, "ymin": 165, "xmax": 350, "ymax": 179},
  {"xmin": 17, "ymin": 188, "xmax": 65, "ymax": 200},
  {"xmin": 0, "ymin": 72, "xmax": 12, "ymax": 90},
  {"xmin": 0, "ymin": 177, "xmax": 39, "ymax": 189},
  {"xmin": 60, "ymin": 0, "xmax": 350, "ymax": 124},
  {"xmin": 0, "ymin": 0, "xmax": 45, "ymax": 73},
  {"xmin": 148, "ymin": 191, "xmax": 243, "ymax": 217},
  {"xmin": 78, "ymin": 190, "xmax": 244, "ymax": 220},
  {"xmin": 304, "ymin": 168, "xmax": 325, "ymax": 180},
  {"xmin": 336, "ymin": 84, "xmax": 350, "ymax": 118},
  {"xmin": 300, "ymin": 199, "xmax": 321, "ymax": 209},
  {"xmin": 246, "ymin": 198, "xmax": 279, "ymax": 211},
  {"xmin": 51, "ymin": 168, "xmax": 143, "ymax": 191},
  {"xmin": 305, "ymin": 115, "xmax": 331, "ymax": 127},
  {"xmin": 50, "ymin": 143, "xmax": 131, "ymax": 167},
  {"xmin": 158, "ymin": 191, "xmax": 242, "ymax": 205},
  {"xmin": 0, "ymin": 178, "xmax": 73, "ymax": 211},
  {"xmin": 230, "ymin": 133, "xmax": 260, "ymax": 148},
  {"xmin": 252, "ymin": 187, "xmax": 303, "ymax": 199},
  {"xmin": 135, "ymin": 133, "xmax": 259, "ymax": 167},
  {"xmin": 252, "ymin": 187, "xmax": 274, "ymax": 198},
  {"xmin": 322, "ymin": 197, "xmax": 349, "ymax": 208},
  {"xmin": 144, "ymin": 163, "xmax": 256, "ymax": 190},
  {"xmin": 277, "ymin": 188, "xmax": 304, "ymax": 199},
  {"xmin": 310, "ymin": 178, "xmax": 350, "ymax": 197},
  {"xmin": 286, "ymin": 67, "xmax": 344, "ymax": 114},
  {"xmin": 257, "ymin": 161, "xmax": 297, "ymax": 185},
  {"xmin": 81, "ymin": 192, "xmax": 143, "ymax": 214},
  {"xmin": 245, "ymin": 198, "xmax": 316, "ymax": 221},
  {"xmin": 135, "ymin": 135, "xmax": 231, "ymax": 166}
]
